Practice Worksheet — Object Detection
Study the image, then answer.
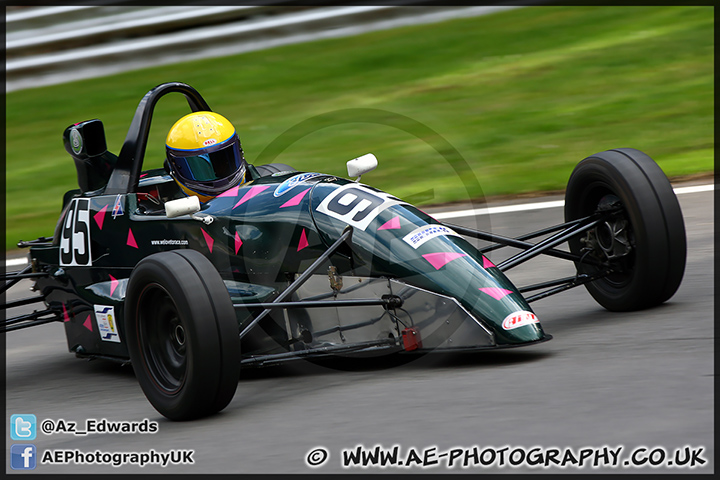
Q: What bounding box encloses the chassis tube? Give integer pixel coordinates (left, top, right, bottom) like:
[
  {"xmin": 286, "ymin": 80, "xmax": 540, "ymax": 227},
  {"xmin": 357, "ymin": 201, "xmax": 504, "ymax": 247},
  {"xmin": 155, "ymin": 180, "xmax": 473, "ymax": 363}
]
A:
[
  {"xmin": 238, "ymin": 226, "xmax": 353, "ymax": 340},
  {"xmin": 496, "ymin": 216, "xmax": 604, "ymax": 271},
  {"xmin": 446, "ymin": 220, "xmax": 602, "ymax": 266},
  {"xmin": 241, "ymin": 297, "xmax": 402, "ymax": 310}
]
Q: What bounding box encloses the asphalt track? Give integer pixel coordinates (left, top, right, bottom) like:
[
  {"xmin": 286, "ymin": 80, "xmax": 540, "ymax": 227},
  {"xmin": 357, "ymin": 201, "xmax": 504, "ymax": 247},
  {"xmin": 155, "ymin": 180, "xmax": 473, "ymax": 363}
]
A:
[{"xmin": 4, "ymin": 183, "xmax": 714, "ymax": 474}]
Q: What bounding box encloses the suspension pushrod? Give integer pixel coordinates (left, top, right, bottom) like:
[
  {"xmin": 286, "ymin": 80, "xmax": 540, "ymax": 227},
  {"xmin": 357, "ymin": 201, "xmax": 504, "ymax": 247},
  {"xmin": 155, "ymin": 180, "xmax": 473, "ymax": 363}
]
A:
[
  {"xmin": 1, "ymin": 296, "xmax": 45, "ymax": 310},
  {"xmin": 2, "ymin": 317, "xmax": 60, "ymax": 332},
  {"xmin": 496, "ymin": 216, "xmax": 603, "ymax": 271},
  {"xmin": 446, "ymin": 218, "xmax": 602, "ymax": 266},
  {"xmin": 240, "ymin": 338, "xmax": 397, "ymax": 366},
  {"xmin": 17, "ymin": 237, "xmax": 53, "ymax": 248},
  {"xmin": 2, "ymin": 265, "xmax": 32, "ymax": 294},
  {"xmin": 239, "ymin": 298, "xmax": 400, "ymax": 310},
  {"xmin": 2, "ymin": 272, "xmax": 48, "ymax": 280},
  {"xmin": 2, "ymin": 309, "xmax": 60, "ymax": 327},
  {"xmin": 238, "ymin": 227, "xmax": 353, "ymax": 340},
  {"xmin": 517, "ymin": 275, "xmax": 583, "ymax": 293},
  {"xmin": 524, "ymin": 271, "xmax": 610, "ymax": 303},
  {"xmin": 478, "ymin": 217, "xmax": 585, "ymax": 254}
]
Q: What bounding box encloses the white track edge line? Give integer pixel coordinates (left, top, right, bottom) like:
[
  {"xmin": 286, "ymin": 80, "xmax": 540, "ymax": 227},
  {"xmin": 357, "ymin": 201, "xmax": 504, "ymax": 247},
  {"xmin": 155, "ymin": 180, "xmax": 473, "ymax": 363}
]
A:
[
  {"xmin": 434, "ymin": 184, "xmax": 714, "ymax": 220},
  {"xmin": 4, "ymin": 183, "xmax": 713, "ymax": 266}
]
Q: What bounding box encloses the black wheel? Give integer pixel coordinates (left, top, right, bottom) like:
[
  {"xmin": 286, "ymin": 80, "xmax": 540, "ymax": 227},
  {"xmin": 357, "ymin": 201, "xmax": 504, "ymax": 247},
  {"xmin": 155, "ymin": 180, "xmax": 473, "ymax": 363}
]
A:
[
  {"xmin": 254, "ymin": 163, "xmax": 296, "ymax": 177},
  {"xmin": 125, "ymin": 249, "xmax": 240, "ymax": 420},
  {"xmin": 564, "ymin": 148, "xmax": 686, "ymax": 311}
]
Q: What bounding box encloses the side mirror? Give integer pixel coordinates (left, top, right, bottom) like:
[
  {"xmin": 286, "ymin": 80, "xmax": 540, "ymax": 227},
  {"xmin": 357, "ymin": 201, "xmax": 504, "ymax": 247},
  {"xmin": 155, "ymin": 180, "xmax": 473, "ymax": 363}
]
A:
[
  {"xmin": 64, "ymin": 119, "xmax": 118, "ymax": 193},
  {"xmin": 165, "ymin": 196, "xmax": 201, "ymax": 218},
  {"xmin": 64, "ymin": 119, "xmax": 108, "ymax": 158},
  {"xmin": 347, "ymin": 153, "xmax": 378, "ymax": 182}
]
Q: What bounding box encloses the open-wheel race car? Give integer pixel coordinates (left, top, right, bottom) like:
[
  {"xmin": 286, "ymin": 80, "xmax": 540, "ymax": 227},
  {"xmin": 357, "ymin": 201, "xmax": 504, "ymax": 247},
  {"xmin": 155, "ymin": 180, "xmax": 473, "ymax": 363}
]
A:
[{"xmin": 3, "ymin": 82, "xmax": 686, "ymax": 420}]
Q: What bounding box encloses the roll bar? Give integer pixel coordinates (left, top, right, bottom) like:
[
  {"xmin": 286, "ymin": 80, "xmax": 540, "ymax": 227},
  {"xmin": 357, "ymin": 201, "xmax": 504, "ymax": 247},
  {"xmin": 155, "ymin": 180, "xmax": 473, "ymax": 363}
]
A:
[{"xmin": 104, "ymin": 82, "xmax": 212, "ymax": 195}]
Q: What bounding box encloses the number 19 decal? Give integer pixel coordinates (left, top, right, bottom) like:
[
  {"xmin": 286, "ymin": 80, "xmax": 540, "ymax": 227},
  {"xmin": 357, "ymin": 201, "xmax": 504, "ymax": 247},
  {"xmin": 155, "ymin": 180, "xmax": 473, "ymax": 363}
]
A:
[
  {"xmin": 315, "ymin": 183, "xmax": 407, "ymax": 231},
  {"xmin": 60, "ymin": 198, "xmax": 92, "ymax": 266}
]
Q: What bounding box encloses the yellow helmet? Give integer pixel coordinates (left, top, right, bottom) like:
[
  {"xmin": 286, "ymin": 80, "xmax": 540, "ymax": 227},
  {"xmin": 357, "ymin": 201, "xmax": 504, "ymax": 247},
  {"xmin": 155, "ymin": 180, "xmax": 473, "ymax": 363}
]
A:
[{"xmin": 165, "ymin": 111, "xmax": 247, "ymax": 200}]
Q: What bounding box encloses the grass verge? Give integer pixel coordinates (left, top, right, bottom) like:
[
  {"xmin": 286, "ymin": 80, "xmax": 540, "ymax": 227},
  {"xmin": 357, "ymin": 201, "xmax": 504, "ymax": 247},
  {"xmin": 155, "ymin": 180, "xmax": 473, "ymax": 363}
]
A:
[{"xmin": 5, "ymin": 6, "xmax": 713, "ymax": 250}]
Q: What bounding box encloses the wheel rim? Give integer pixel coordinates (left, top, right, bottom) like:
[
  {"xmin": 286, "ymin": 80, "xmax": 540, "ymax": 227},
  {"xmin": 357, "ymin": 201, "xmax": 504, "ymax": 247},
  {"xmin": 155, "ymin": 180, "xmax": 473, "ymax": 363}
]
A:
[
  {"xmin": 136, "ymin": 283, "xmax": 187, "ymax": 394},
  {"xmin": 574, "ymin": 182, "xmax": 636, "ymax": 289}
]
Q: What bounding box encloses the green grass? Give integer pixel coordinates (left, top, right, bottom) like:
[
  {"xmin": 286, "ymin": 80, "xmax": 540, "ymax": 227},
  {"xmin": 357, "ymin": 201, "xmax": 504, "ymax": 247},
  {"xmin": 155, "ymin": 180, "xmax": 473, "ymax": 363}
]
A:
[{"xmin": 5, "ymin": 6, "xmax": 713, "ymax": 250}]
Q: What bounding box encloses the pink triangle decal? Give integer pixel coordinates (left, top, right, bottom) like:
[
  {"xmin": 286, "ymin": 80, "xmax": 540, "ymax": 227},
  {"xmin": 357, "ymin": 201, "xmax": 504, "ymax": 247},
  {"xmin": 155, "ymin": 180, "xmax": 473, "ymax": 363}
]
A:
[
  {"xmin": 378, "ymin": 216, "xmax": 401, "ymax": 231},
  {"xmin": 234, "ymin": 231, "xmax": 243, "ymax": 254},
  {"xmin": 62, "ymin": 303, "xmax": 70, "ymax": 322},
  {"xmin": 109, "ymin": 275, "xmax": 118, "ymax": 296},
  {"xmin": 479, "ymin": 287, "xmax": 514, "ymax": 300},
  {"xmin": 83, "ymin": 314, "xmax": 93, "ymax": 331},
  {"xmin": 218, "ymin": 185, "xmax": 240, "ymax": 198},
  {"xmin": 297, "ymin": 229, "xmax": 309, "ymax": 252},
  {"xmin": 422, "ymin": 252, "xmax": 467, "ymax": 270},
  {"xmin": 127, "ymin": 228, "xmax": 138, "ymax": 248},
  {"xmin": 280, "ymin": 188, "xmax": 311, "ymax": 208},
  {"xmin": 233, "ymin": 185, "xmax": 270, "ymax": 209},
  {"xmin": 94, "ymin": 204, "xmax": 108, "ymax": 230},
  {"xmin": 202, "ymin": 228, "xmax": 214, "ymax": 253},
  {"xmin": 483, "ymin": 256, "xmax": 496, "ymax": 268}
]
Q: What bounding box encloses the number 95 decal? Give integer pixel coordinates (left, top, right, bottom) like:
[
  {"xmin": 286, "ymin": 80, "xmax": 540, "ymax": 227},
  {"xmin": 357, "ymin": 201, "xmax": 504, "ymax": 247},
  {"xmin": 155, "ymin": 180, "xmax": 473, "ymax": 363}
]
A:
[{"xmin": 60, "ymin": 198, "xmax": 92, "ymax": 266}]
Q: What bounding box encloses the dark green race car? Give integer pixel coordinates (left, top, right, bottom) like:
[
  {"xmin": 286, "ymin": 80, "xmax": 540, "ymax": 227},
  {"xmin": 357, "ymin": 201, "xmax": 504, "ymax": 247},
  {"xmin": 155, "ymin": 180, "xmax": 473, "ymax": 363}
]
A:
[{"xmin": 2, "ymin": 83, "xmax": 686, "ymax": 421}]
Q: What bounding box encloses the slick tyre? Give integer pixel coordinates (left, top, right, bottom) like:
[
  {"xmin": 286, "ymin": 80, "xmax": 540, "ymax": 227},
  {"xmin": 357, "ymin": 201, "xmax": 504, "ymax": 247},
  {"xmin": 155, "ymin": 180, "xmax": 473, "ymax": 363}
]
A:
[
  {"xmin": 564, "ymin": 148, "xmax": 686, "ymax": 311},
  {"xmin": 125, "ymin": 249, "xmax": 241, "ymax": 420},
  {"xmin": 254, "ymin": 163, "xmax": 296, "ymax": 177}
]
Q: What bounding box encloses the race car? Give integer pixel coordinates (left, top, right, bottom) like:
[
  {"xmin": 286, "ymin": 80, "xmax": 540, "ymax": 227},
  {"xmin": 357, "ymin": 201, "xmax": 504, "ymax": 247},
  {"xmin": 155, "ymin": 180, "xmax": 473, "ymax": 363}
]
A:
[{"xmin": 2, "ymin": 82, "xmax": 686, "ymax": 421}]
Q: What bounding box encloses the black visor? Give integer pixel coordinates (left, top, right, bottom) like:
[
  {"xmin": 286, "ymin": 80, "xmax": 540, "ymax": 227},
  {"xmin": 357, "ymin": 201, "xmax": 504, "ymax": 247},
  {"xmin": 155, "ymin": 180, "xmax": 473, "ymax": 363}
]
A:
[{"xmin": 167, "ymin": 134, "xmax": 247, "ymax": 196}]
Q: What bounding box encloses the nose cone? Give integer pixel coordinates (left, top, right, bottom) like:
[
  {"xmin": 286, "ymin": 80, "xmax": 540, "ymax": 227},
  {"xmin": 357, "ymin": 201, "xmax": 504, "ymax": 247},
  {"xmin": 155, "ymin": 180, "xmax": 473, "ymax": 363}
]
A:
[
  {"xmin": 396, "ymin": 247, "xmax": 547, "ymax": 346},
  {"xmin": 309, "ymin": 181, "xmax": 547, "ymax": 346}
]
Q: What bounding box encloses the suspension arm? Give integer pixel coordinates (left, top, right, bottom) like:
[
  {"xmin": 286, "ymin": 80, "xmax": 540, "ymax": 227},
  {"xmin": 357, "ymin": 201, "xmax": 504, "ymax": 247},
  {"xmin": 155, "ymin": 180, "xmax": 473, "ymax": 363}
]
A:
[
  {"xmin": 1, "ymin": 296, "xmax": 46, "ymax": 310},
  {"xmin": 238, "ymin": 226, "xmax": 354, "ymax": 340},
  {"xmin": 240, "ymin": 296, "xmax": 403, "ymax": 310},
  {"xmin": 2, "ymin": 266, "xmax": 49, "ymax": 295},
  {"xmin": 1, "ymin": 309, "xmax": 62, "ymax": 332},
  {"xmin": 495, "ymin": 214, "xmax": 605, "ymax": 271},
  {"xmin": 523, "ymin": 270, "xmax": 611, "ymax": 303},
  {"xmin": 477, "ymin": 218, "xmax": 585, "ymax": 254},
  {"xmin": 445, "ymin": 216, "xmax": 605, "ymax": 267}
]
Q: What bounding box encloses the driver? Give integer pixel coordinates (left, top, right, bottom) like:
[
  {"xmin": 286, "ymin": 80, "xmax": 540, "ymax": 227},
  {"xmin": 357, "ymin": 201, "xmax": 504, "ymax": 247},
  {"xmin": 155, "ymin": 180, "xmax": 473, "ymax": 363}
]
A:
[{"xmin": 165, "ymin": 111, "xmax": 248, "ymax": 203}]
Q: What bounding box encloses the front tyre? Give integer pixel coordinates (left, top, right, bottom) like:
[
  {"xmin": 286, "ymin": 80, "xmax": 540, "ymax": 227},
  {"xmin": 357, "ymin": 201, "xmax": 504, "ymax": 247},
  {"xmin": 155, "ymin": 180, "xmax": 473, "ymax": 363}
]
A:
[
  {"xmin": 564, "ymin": 148, "xmax": 686, "ymax": 311},
  {"xmin": 125, "ymin": 250, "xmax": 241, "ymax": 420}
]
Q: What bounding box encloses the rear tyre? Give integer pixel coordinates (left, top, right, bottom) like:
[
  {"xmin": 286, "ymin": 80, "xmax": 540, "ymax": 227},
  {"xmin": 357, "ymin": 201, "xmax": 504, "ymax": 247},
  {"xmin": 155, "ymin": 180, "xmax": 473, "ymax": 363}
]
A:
[
  {"xmin": 125, "ymin": 250, "xmax": 240, "ymax": 420},
  {"xmin": 254, "ymin": 163, "xmax": 296, "ymax": 177},
  {"xmin": 564, "ymin": 148, "xmax": 686, "ymax": 311}
]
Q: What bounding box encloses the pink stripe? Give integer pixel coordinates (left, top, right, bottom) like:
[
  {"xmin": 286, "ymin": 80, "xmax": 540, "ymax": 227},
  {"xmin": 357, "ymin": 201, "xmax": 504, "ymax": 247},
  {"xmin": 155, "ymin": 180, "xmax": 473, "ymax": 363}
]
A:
[
  {"xmin": 280, "ymin": 188, "xmax": 311, "ymax": 208},
  {"xmin": 483, "ymin": 256, "xmax": 496, "ymax": 268},
  {"xmin": 234, "ymin": 232, "xmax": 243, "ymax": 254},
  {"xmin": 94, "ymin": 204, "xmax": 108, "ymax": 230},
  {"xmin": 218, "ymin": 185, "xmax": 240, "ymax": 198},
  {"xmin": 233, "ymin": 185, "xmax": 270, "ymax": 209},
  {"xmin": 83, "ymin": 314, "xmax": 93, "ymax": 331},
  {"xmin": 422, "ymin": 252, "xmax": 467, "ymax": 270},
  {"xmin": 109, "ymin": 275, "xmax": 118, "ymax": 296},
  {"xmin": 127, "ymin": 229, "xmax": 138, "ymax": 248},
  {"xmin": 202, "ymin": 228, "xmax": 214, "ymax": 253},
  {"xmin": 479, "ymin": 287, "xmax": 513, "ymax": 300},
  {"xmin": 378, "ymin": 216, "xmax": 401, "ymax": 230},
  {"xmin": 297, "ymin": 229, "xmax": 309, "ymax": 251}
]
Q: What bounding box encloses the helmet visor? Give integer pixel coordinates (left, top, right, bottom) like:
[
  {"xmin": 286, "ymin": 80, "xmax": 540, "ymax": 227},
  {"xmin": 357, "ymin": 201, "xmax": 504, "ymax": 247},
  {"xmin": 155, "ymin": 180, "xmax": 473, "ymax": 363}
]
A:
[
  {"xmin": 167, "ymin": 135, "xmax": 247, "ymax": 195},
  {"xmin": 168, "ymin": 140, "xmax": 243, "ymax": 182}
]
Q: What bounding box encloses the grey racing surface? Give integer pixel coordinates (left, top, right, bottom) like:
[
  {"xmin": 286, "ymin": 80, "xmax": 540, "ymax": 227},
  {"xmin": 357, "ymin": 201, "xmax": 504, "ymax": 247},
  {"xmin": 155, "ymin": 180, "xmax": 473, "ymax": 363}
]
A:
[{"xmin": 5, "ymin": 185, "xmax": 713, "ymax": 474}]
